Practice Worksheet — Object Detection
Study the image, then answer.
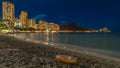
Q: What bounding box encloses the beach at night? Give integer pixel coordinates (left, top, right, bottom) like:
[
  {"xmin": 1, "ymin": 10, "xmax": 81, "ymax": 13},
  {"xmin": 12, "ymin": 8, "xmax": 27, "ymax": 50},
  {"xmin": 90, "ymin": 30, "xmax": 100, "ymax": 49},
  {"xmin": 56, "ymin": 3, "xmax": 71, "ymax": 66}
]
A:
[
  {"xmin": 0, "ymin": 0, "xmax": 120, "ymax": 68},
  {"xmin": 0, "ymin": 34, "xmax": 120, "ymax": 68}
]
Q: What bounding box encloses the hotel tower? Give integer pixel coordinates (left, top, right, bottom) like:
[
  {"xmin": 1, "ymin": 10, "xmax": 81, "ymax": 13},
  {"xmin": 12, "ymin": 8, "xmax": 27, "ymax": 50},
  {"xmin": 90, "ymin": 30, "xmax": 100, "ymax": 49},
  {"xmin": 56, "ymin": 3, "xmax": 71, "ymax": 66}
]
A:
[
  {"xmin": 2, "ymin": 1, "xmax": 15, "ymax": 22},
  {"xmin": 20, "ymin": 11, "xmax": 28, "ymax": 28}
]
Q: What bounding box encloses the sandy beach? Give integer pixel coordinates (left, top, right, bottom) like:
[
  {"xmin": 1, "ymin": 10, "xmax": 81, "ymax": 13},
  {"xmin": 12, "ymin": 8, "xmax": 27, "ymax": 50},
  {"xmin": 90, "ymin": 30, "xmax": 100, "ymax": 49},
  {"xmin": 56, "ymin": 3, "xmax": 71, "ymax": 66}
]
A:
[{"xmin": 0, "ymin": 34, "xmax": 120, "ymax": 68}]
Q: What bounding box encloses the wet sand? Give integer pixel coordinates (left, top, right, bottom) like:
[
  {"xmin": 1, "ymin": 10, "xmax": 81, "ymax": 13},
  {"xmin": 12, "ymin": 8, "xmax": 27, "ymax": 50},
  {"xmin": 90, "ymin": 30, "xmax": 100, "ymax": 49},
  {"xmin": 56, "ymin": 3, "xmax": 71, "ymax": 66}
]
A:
[{"xmin": 0, "ymin": 34, "xmax": 120, "ymax": 68}]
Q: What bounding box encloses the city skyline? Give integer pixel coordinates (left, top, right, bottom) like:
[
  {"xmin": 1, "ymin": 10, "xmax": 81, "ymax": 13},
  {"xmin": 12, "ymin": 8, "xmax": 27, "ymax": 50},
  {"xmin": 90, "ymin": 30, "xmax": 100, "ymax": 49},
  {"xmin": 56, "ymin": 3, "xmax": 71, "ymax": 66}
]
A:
[
  {"xmin": 0, "ymin": 0, "xmax": 120, "ymax": 31},
  {"xmin": 0, "ymin": 1, "xmax": 60, "ymax": 32}
]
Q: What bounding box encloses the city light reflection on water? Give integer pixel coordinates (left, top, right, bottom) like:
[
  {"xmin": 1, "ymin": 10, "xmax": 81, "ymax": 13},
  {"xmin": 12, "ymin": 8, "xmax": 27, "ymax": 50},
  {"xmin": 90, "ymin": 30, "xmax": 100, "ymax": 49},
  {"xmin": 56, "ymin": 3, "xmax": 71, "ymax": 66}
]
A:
[{"xmin": 8, "ymin": 32, "xmax": 120, "ymax": 58}]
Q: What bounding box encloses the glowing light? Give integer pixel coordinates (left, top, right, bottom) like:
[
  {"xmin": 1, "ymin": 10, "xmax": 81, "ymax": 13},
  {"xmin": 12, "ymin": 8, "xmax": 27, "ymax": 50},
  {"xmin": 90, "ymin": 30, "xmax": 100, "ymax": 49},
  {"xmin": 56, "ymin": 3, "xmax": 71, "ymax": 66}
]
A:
[
  {"xmin": 50, "ymin": 43, "xmax": 54, "ymax": 45},
  {"xmin": 44, "ymin": 42, "xmax": 49, "ymax": 45}
]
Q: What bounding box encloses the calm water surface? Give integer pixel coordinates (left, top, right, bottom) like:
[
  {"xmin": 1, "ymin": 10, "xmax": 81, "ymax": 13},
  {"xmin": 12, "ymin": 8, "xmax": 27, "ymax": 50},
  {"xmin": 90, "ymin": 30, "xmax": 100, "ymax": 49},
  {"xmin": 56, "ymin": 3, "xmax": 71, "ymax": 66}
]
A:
[{"xmin": 14, "ymin": 32, "xmax": 120, "ymax": 57}]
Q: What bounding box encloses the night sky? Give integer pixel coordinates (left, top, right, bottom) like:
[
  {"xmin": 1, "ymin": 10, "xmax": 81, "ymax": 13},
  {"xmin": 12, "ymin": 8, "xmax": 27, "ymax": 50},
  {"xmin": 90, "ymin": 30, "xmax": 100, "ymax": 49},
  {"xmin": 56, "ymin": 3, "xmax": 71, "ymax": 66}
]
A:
[{"xmin": 0, "ymin": 0, "xmax": 120, "ymax": 31}]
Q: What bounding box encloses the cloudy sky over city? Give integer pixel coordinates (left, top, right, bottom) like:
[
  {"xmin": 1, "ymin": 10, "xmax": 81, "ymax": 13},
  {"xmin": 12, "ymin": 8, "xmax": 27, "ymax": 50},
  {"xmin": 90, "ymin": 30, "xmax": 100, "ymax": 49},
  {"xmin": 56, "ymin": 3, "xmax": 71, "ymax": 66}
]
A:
[{"xmin": 0, "ymin": 0, "xmax": 120, "ymax": 31}]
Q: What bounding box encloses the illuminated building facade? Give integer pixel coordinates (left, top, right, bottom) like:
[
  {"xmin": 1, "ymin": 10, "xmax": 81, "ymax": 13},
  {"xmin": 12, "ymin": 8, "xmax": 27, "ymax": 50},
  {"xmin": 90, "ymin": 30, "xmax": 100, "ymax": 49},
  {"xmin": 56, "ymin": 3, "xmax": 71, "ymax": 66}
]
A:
[
  {"xmin": 1, "ymin": 1, "xmax": 60, "ymax": 31},
  {"xmin": 48, "ymin": 23, "xmax": 60, "ymax": 31},
  {"xmin": 100, "ymin": 28, "xmax": 111, "ymax": 32},
  {"xmin": 53, "ymin": 24, "xmax": 60, "ymax": 31},
  {"xmin": 20, "ymin": 11, "xmax": 28, "ymax": 28},
  {"xmin": 2, "ymin": 1, "xmax": 15, "ymax": 22},
  {"xmin": 28, "ymin": 19, "xmax": 36, "ymax": 29},
  {"xmin": 38, "ymin": 20, "xmax": 48, "ymax": 31},
  {"xmin": 38, "ymin": 20, "xmax": 60, "ymax": 31}
]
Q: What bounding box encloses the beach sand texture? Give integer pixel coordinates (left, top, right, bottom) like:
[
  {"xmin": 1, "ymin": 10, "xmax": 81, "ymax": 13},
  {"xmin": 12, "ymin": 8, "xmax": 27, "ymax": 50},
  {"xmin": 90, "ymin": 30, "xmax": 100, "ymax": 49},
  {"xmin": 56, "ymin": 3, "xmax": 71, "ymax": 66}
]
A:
[{"xmin": 0, "ymin": 34, "xmax": 120, "ymax": 68}]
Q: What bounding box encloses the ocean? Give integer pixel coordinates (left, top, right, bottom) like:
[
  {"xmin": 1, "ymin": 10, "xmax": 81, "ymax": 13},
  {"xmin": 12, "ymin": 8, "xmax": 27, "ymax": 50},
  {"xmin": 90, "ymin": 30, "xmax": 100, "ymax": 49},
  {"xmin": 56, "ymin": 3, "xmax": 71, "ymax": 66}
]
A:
[{"xmin": 12, "ymin": 32, "xmax": 120, "ymax": 58}]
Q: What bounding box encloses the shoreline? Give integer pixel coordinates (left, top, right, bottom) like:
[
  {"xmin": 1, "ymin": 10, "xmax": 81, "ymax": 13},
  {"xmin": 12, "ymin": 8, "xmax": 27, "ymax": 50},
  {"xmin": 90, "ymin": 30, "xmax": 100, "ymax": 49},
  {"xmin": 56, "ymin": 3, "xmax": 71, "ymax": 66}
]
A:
[
  {"xmin": 1, "ymin": 30, "xmax": 111, "ymax": 34},
  {"xmin": 0, "ymin": 34, "xmax": 120, "ymax": 68},
  {"xmin": 8, "ymin": 33, "xmax": 120, "ymax": 59}
]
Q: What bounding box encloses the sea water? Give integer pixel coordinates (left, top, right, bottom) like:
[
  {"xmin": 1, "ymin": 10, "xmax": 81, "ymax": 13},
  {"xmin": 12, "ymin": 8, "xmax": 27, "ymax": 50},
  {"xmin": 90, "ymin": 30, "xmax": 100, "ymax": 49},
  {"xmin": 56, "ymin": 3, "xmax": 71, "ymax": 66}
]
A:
[{"xmin": 12, "ymin": 32, "xmax": 120, "ymax": 58}]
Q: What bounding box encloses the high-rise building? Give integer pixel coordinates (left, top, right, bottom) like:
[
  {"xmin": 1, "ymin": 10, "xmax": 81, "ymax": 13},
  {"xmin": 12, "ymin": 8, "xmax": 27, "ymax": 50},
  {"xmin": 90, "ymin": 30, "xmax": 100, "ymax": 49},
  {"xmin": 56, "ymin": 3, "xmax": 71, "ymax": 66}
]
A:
[
  {"xmin": 28, "ymin": 19, "xmax": 36, "ymax": 28},
  {"xmin": 20, "ymin": 11, "xmax": 28, "ymax": 28},
  {"xmin": 2, "ymin": 1, "xmax": 15, "ymax": 22}
]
